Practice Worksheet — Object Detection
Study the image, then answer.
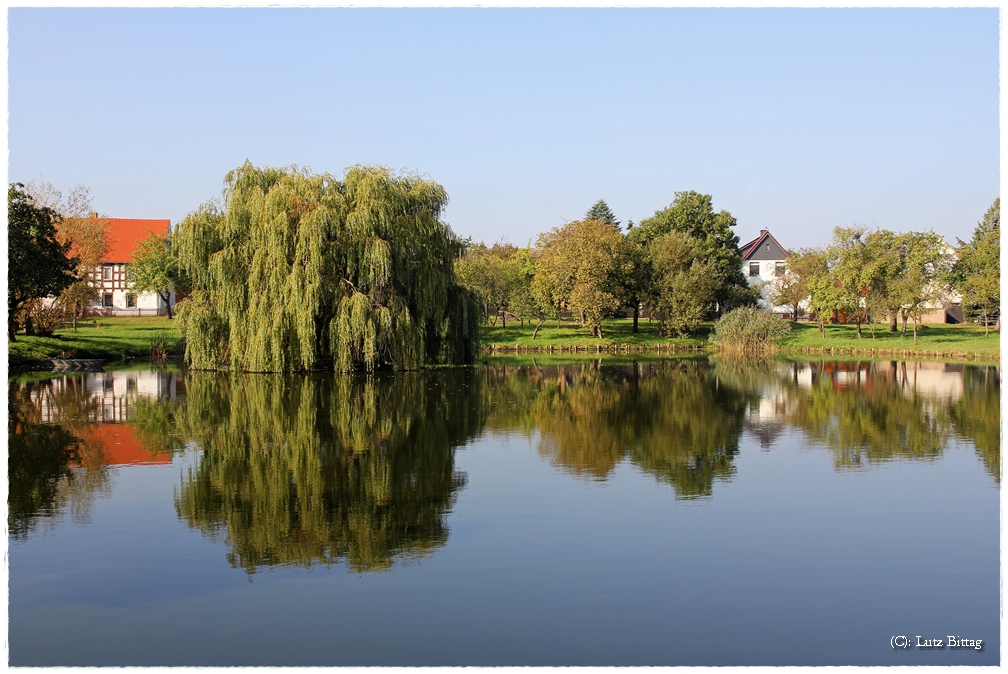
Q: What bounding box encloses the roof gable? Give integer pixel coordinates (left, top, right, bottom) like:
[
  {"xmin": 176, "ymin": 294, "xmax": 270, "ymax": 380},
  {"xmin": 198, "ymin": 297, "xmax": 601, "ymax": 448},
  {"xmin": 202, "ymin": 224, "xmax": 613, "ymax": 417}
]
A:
[{"xmin": 739, "ymin": 230, "xmax": 789, "ymax": 261}]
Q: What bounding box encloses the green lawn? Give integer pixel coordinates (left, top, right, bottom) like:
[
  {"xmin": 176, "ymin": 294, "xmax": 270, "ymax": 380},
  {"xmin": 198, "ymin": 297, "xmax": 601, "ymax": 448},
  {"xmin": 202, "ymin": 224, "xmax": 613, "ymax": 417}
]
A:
[
  {"xmin": 8, "ymin": 315, "xmax": 997, "ymax": 367},
  {"xmin": 779, "ymin": 321, "xmax": 1000, "ymax": 358},
  {"xmin": 480, "ymin": 317, "xmax": 710, "ymax": 349},
  {"xmin": 8, "ymin": 316, "xmax": 183, "ymax": 364}
]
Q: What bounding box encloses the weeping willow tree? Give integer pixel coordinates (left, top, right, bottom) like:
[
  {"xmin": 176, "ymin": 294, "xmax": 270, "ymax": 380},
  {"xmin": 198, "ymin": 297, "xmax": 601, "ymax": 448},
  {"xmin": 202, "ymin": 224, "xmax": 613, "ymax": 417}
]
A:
[{"xmin": 173, "ymin": 162, "xmax": 481, "ymax": 372}]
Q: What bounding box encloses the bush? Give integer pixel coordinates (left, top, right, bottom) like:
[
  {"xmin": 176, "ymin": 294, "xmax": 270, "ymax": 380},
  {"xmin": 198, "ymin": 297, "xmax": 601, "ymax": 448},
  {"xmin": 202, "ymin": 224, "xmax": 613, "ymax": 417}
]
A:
[
  {"xmin": 709, "ymin": 307, "xmax": 791, "ymax": 353},
  {"xmin": 27, "ymin": 299, "xmax": 66, "ymax": 337}
]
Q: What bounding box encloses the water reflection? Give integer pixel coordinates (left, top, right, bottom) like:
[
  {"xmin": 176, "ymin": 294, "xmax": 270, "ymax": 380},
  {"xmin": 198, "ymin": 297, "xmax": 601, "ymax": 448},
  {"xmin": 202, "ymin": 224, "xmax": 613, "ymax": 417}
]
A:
[
  {"xmin": 8, "ymin": 370, "xmax": 182, "ymax": 539},
  {"xmin": 8, "ymin": 358, "xmax": 999, "ymax": 557},
  {"xmin": 164, "ymin": 372, "xmax": 482, "ymax": 574},
  {"xmin": 482, "ymin": 360, "xmax": 756, "ymax": 499}
]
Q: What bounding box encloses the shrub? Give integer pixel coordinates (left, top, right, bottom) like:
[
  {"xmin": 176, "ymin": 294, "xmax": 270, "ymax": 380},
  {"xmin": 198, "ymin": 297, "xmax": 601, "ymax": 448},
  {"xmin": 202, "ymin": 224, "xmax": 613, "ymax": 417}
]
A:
[
  {"xmin": 709, "ymin": 307, "xmax": 791, "ymax": 353},
  {"xmin": 27, "ymin": 299, "xmax": 66, "ymax": 337},
  {"xmin": 149, "ymin": 330, "xmax": 174, "ymax": 363}
]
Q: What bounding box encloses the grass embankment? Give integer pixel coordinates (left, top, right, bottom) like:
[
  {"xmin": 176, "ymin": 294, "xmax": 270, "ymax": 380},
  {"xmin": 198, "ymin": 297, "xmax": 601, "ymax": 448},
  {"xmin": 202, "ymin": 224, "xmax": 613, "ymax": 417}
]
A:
[
  {"xmin": 481, "ymin": 318, "xmax": 709, "ymax": 352},
  {"xmin": 8, "ymin": 317, "xmax": 182, "ymax": 365},
  {"xmin": 481, "ymin": 317, "xmax": 1000, "ymax": 362},
  {"xmin": 779, "ymin": 322, "xmax": 999, "ymax": 360}
]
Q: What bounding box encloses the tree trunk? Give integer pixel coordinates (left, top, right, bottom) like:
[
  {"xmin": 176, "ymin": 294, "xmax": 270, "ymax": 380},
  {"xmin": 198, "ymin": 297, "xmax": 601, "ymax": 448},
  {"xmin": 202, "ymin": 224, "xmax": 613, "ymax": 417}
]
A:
[
  {"xmin": 8, "ymin": 311, "xmax": 18, "ymax": 342},
  {"xmin": 901, "ymin": 312, "xmax": 907, "ymax": 338},
  {"xmin": 984, "ymin": 312, "xmax": 989, "ymax": 338},
  {"xmin": 24, "ymin": 314, "xmax": 34, "ymax": 336},
  {"xmin": 819, "ymin": 316, "xmax": 825, "ymax": 338},
  {"xmin": 912, "ymin": 317, "xmax": 918, "ymax": 344},
  {"xmin": 501, "ymin": 310, "xmax": 505, "ymax": 329},
  {"xmin": 856, "ymin": 321, "xmax": 862, "ymax": 339},
  {"xmin": 160, "ymin": 291, "xmax": 174, "ymax": 320},
  {"xmin": 632, "ymin": 304, "xmax": 639, "ymax": 334},
  {"xmin": 793, "ymin": 305, "xmax": 799, "ymax": 322},
  {"xmin": 557, "ymin": 303, "xmax": 562, "ymax": 329},
  {"xmin": 532, "ymin": 317, "xmax": 544, "ymax": 340},
  {"xmin": 890, "ymin": 312, "xmax": 898, "ymax": 332}
]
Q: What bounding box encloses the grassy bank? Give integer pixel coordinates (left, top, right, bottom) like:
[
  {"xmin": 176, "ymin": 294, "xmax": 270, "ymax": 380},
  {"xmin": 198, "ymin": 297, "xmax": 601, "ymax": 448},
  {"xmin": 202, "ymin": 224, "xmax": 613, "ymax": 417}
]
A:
[
  {"xmin": 7, "ymin": 315, "xmax": 998, "ymax": 368},
  {"xmin": 779, "ymin": 321, "xmax": 999, "ymax": 359},
  {"xmin": 479, "ymin": 317, "xmax": 999, "ymax": 362},
  {"xmin": 8, "ymin": 317, "xmax": 182, "ymax": 365},
  {"xmin": 480, "ymin": 318, "xmax": 710, "ymax": 350}
]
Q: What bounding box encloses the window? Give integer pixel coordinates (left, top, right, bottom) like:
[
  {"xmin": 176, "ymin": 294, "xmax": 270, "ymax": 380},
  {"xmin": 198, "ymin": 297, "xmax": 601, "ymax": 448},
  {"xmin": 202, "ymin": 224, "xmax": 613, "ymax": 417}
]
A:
[
  {"xmin": 749, "ymin": 262, "xmax": 760, "ymax": 277},
  {"xmin": 126, "ymin": 293, "xmax": 137, "ymax": 308},
  {"xmin": 102, "ymin": 265, "xmax": 113, "ymax": 281},
  {"xmin": 103, "ymin": 293, "xmax": 113, "ymax": 308},
  {"xmin": 775, "ymin": 262, "xmax": 786, "ymax": 276}
]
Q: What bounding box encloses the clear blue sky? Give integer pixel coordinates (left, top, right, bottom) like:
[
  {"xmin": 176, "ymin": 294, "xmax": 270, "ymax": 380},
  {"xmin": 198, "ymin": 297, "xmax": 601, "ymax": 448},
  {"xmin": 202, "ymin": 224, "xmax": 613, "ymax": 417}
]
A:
[{"xmin": 8, "ymin": 8, "xmax": 999, "ymax": 250}]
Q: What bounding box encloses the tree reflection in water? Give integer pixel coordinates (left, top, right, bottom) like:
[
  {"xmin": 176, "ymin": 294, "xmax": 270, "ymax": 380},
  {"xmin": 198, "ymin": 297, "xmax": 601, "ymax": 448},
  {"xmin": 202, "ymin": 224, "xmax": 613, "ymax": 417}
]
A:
[
  {"xmin": 9, "ymin": 358, "xmax": 998, "ymax": 562},
  {"xmin": 169, "ymin": 372, "xmax": 484, "ymax": 574},
  {"xmin": 950, "ymin": 365, "xmax": 1001, "ymax": 482},
  {"xmin": 8, "ymin": 377, "xmax": 112, "ymax": 539},
  {"xmin": 713, "ymin": 358, "xmax": 1000, "ymax": 481},
  {"xmin": 482, "ymin": 359, "xmax": 757, "ymax": 499}
]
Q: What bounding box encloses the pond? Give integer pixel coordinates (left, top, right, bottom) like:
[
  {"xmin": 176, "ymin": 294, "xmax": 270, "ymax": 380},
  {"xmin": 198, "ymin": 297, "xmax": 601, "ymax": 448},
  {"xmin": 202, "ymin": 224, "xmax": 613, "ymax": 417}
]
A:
[{"xmin": 7, "ymin": 357, "xmax": 999, "ymax": 665}]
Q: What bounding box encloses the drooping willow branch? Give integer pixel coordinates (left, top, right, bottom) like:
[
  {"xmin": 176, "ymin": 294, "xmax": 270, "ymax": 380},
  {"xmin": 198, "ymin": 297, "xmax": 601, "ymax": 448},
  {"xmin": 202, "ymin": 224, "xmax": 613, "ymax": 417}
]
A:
[{"xmin": 173, "ymin": 163, "xmax": 481, "ymax": 372}]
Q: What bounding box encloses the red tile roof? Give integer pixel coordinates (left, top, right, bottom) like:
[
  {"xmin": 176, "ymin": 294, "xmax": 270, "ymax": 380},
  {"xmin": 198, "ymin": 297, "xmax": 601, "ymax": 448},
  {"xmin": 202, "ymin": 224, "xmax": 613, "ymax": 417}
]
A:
[{"xmin": 74, "ymin": 218, "xmax": 171, "ymax": 264}]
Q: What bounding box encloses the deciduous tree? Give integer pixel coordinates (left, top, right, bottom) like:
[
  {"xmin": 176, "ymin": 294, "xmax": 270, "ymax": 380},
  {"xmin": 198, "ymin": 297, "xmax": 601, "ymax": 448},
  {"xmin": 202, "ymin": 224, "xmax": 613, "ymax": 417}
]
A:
[
  {"xmin": 7, "ymin": 184, "xmax": 76, "ymax": 341},
  {"xmin": 953, "ymin": 199, "xmax": 1000, "ymax": 337},
  {"xmin": 172, "ymin": 162, "xmax": 481, "ymax": 372}
]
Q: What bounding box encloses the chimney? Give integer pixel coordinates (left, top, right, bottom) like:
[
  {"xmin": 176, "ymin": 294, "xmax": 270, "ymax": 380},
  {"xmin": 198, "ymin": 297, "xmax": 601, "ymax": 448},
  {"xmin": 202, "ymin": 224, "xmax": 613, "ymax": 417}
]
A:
[
  {"xmin": 89, "ymin": 211, "xmax": 98, "ymax": 219},
  {"xmin": 760, "ymin": 229, "xmax": 768, "ymax": 235}
]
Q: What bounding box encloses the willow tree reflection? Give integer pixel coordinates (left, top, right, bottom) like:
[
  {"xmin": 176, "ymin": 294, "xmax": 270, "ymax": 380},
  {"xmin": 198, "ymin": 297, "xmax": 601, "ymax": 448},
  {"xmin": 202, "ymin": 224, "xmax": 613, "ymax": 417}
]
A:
[
  {"xmin": 168, "ymin": 371, "xmax": 484, "ymax": 574},
  {"xmin": 8, "ymin": 376, "xmax": 111, "ymax": 539},
  {"xmin": 482, "ymin": 359, "xmax": 755, "ymax": 499}
]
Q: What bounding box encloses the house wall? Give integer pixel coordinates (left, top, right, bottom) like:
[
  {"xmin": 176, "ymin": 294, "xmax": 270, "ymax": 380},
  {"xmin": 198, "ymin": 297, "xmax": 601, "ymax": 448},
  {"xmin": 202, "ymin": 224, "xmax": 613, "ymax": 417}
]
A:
[
  {"xmin": 742, "ymin": 258, "xmax": 792, "ymax": 315},
  {"xmin": 88, "ymin": 262, "xmax": 175, "ymax": 316}
]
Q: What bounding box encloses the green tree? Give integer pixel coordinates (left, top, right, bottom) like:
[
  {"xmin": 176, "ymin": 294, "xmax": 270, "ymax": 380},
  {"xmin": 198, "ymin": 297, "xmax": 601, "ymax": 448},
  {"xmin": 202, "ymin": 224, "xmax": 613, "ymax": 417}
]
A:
[
  {"xmin": 127, "ymin": 231, "xmax": 183, "ymax": 319},
  {"xmin": 645, "ymin": 231, "xmax": 718, "ymax": 336},
  {"xmin": 829, "ymin": 227, "xmax": 873, "ymax": 338},
  {"xmin": 890, "ymin": 231, "xmax": 954, "ymax": 344},
  {"xmin": 770, "ymin": 250, "xmax": 816, "ymax": 321},
  {"xmin": 860, "ymin": 229, "xmax": 903, "ymax": 338},
  {"xmin": 634, "ymin": 191, "xmax": 752, "ymax": 315},
  {"xmin": 584, "ymin": 199, "xmax": 620, "ymax": 226},
  {"xmin": 801, "ymin": 249, "xmax": 839, "ymax": 338},
  {"xmin": 953, "ymin": 198, "xmax": 999, "ymax": 337},
  {"xmin": 7, "ymin": 184, "xmax": 76, "ymax": 341},
  {"xmin": 172, "ymin": 162, "xmax": 481, "ymax": 372},
  {"xmin": 532, "ymin": 219, "xmax": 631, "ymax": 338}
]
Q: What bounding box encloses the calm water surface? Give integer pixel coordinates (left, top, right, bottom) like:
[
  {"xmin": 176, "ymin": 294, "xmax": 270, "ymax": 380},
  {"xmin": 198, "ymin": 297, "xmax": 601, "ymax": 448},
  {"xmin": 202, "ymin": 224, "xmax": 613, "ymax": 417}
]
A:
[{"xmin": 8, "ymin": 358, "xmax": 999, "ymax": 665}]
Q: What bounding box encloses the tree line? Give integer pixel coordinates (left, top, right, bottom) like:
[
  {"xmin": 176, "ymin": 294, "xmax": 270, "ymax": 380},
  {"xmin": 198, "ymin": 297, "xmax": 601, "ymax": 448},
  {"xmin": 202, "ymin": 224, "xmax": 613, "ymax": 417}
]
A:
[
  {"xmin": 771, "ymin": 198, "xmax": 999, "ymax": 342},
  {"xmin": 455, "ymin": 192, "xmax": 760, "ymax": 340}
]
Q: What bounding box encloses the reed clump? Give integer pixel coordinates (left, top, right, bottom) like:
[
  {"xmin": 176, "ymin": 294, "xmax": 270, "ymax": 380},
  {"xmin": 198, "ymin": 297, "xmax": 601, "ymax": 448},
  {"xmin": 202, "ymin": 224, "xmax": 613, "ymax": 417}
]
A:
[{"xmin": 709, "ymin": 307, "xmax": 791, "ymax": 353}]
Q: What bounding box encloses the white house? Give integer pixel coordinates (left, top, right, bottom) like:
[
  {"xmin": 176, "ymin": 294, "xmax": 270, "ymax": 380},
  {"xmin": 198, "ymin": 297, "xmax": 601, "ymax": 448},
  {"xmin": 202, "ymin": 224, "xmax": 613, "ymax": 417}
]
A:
[
  {"xmin": 81, "ymin": 217, "xmax": 175, "ymax": 316},
  {"xmin": 738, "ymin": 229, "xmax": 792, "ymax": 317}
]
